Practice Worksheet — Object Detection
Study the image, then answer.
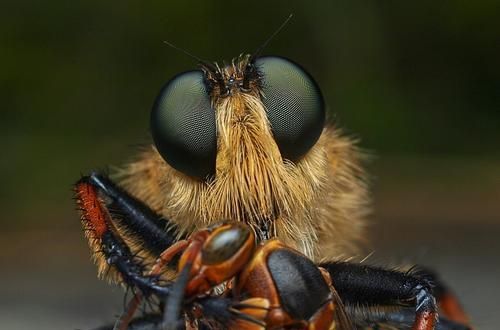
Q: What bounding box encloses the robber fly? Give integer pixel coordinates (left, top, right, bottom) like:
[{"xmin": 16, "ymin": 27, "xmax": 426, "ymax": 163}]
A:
[{"xmin": 75, "ymin": 19, "xmax": 472, "ymax": 330}]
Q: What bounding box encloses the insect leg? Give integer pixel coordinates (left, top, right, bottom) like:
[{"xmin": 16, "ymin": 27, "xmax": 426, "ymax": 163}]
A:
[
  {"xmin": 83, "ymin": 172, "xmax": 181, "ymax": 255},
  {"xmin": 75, "ymin": 179, "xmax": 173, "ymax": 329},
  {"xmin": 193, "ymin": 296, "xmax": 268, "ymax": 330},
  {"xmin": 413, "ymin": 267, "xmax": 470, "ymax": 325},
  {"xmin": 320, "ymin": 262, "xmax": 472, "ymax": 330},
  {"xmin": 76, "ymin": 178, "xmax": 173, "ymax": 295}
]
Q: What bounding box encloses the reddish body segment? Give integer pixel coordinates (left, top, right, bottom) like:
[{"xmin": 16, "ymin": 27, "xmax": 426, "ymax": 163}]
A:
[{"xmin": 156, "ymin": 224, "xmax": 344, "ymax": 329}]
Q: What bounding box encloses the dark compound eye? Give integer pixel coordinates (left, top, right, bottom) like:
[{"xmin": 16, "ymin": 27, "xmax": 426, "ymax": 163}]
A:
[
  {"xmin": 151, "ymin": 70, "xmax": 216, "ymax": 179},
  {"xmin": 255, "ymin": 56, "xmax": 325, "ymax": 162}
]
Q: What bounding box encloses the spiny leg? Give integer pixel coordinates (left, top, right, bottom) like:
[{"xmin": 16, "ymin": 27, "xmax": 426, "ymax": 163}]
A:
[
  {"xmin": 75, "ymin": 176, "xmax": 175, "ymax": 329},
  {"xmin": 321, "ymin": 262, "xmax": 471, "ymax": 330},
  {"xmin": 79, "ymin": 171, "xmax": 183, "ymax": 323},
  {"xmin": 118, "ymin": 240, "xmax": 191, "ymax": 330},
  {"xmin": 84, "ymin": 173, "xmax": 181, "ymax": 255}
]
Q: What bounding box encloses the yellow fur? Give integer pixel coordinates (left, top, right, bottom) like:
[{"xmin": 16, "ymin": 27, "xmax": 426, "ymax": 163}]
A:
[{"xmin": 115, "ymin": 98, "xmax": 368, "ymax": 262}]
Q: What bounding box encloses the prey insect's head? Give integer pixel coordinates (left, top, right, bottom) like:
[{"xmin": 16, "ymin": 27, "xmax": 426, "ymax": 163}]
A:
[{"xmin": 151, "ymin": 54, "xmax": 325, "ymax": 179}]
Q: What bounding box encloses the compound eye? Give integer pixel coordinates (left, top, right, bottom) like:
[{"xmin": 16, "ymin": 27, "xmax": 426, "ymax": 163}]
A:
[
  {"xmin": 151, "ymin": 70, "xmax": 216, "ymax": 179},
  {"xmin": 202, "ymin": 224, "xmax": 251, "ymax": 265},
  {"xmin": 255, "ymin": 56, "xmax": 325, "ymax": 162}
]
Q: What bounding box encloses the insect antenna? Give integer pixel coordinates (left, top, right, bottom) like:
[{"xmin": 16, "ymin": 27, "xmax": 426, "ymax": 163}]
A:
[
  {"xmin": 163, "ymin": 40, "xmax": 218, "ymax": 72},
  {"xmin": 163, "ymin": 39, "xmax": 226, "ymax": 93},
  {"xmin": 248, "ymin": 13, "xmax": 293, "ymax": 62},
  {"xmin": 243, "ymin": 13, "xmax": 293, "ymax": 89}
]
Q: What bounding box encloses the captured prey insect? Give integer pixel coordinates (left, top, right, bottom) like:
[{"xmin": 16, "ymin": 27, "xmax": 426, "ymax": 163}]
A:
[
  {"xmin": 74, "ymin": 25, "xmax": 473, "ymax": 329},
  {"xmin": 76, "ymin": 177, "xmax": 352, "ymax": 329}
]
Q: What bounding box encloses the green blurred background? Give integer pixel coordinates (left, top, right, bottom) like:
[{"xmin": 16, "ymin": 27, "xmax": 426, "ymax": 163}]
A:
[{"xmin": 1, "ymin": 1, "xmax": 499, "ymax": 329}]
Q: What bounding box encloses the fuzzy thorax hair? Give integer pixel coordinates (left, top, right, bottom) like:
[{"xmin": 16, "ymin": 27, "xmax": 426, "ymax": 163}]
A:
[{"xmin": 116, "ymin": 58, "xmax": 369, "ymax": 261}]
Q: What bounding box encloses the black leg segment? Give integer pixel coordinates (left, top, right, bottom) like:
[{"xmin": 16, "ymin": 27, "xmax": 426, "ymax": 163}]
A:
[
  {"xmin": 100, "ymin": 230, "xmax": 171, "ymax": 298},
  {"xmin": 84, "ymin": 172, "xmax": 181, "ymax": 255},
  {"xmin": 321, "ymin": 262, "xmax": 439, "ymax": 330}
]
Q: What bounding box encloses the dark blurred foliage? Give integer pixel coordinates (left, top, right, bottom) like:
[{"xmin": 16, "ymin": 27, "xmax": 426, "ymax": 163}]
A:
[{"xmin": 1, "ymin": 1, "xmax": 499, "ymax": 226}]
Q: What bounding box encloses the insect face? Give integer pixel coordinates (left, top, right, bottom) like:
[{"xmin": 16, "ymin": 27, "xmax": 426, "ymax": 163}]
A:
[
  {"xmin": 150, "ymin": 56, "xmax": 324, "ymax": 179},
  {"xmin": 122, "ymin": 54, "xmax": 369, "ymax": 259}
]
